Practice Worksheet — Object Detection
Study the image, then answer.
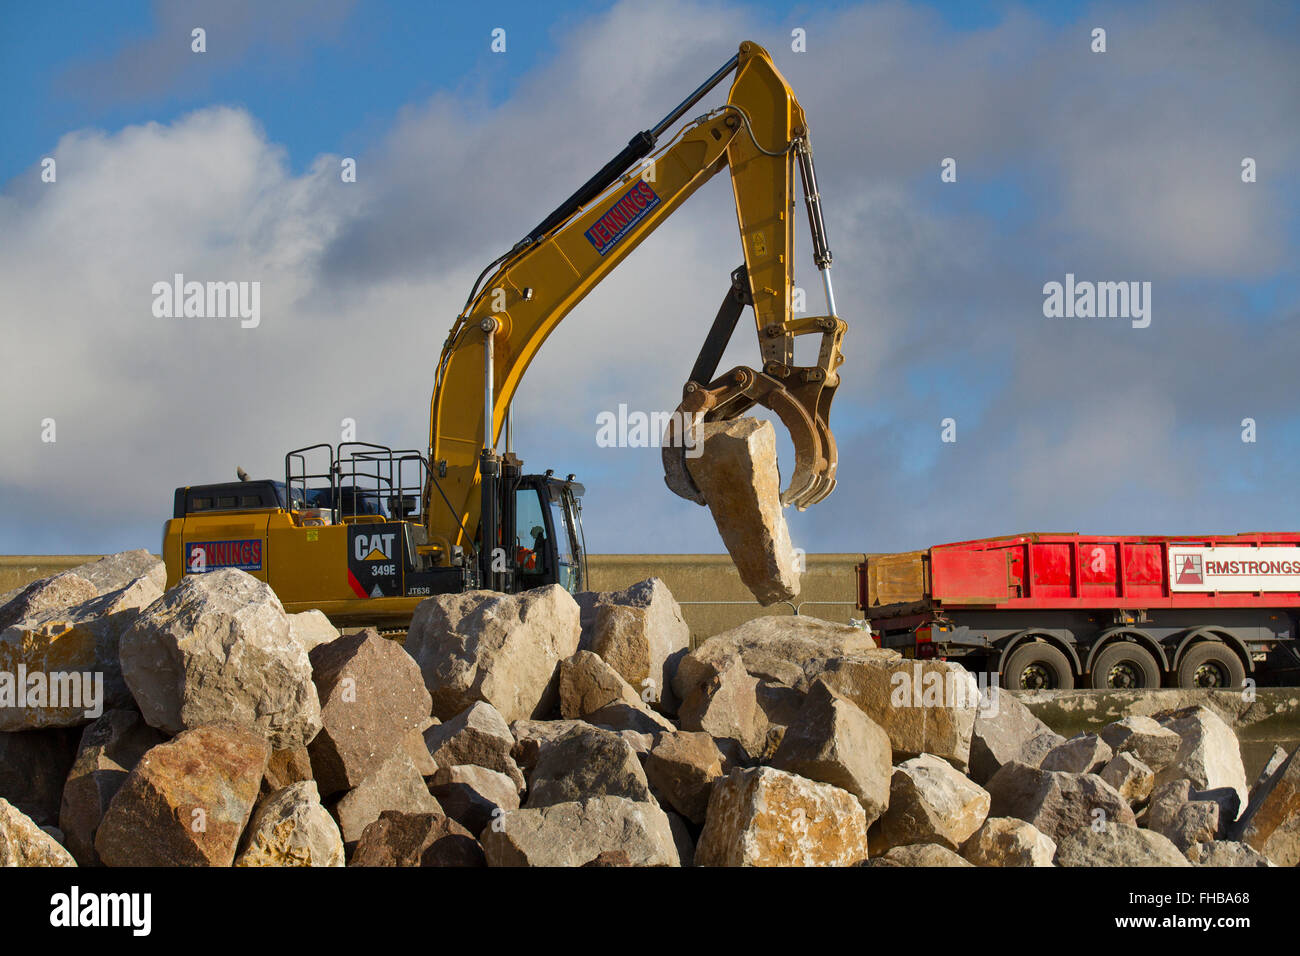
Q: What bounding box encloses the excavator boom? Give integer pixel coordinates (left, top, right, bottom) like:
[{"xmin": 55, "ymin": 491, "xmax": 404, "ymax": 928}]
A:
[{"xmin": 428, "ymin": 41, "xmax": 846, "ymax": 576}]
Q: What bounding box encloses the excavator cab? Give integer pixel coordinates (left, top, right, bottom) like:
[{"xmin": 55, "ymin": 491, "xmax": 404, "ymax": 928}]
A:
[{"xmin": 509, "ymin": 474, "xmax": 587, "ymax": 593}]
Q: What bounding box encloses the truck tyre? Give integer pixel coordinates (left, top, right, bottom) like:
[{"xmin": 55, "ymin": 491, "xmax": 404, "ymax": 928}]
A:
[
  {"xmin": 1176, "ymin": 641, "xmax": 1245, "ymax": 689},
  {"xmin": 1089, "ymin": 642, "xmax": 1162, "ymax": 689},
  {"xmin": 1002, "ymin": 642, "xmax": 1075, "ymax": 690}
]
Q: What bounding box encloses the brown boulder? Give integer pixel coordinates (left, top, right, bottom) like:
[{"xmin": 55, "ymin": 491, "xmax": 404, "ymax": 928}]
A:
[{"xmin": 94, "ymin": 724, "xmax": 269, "ymax": 866}]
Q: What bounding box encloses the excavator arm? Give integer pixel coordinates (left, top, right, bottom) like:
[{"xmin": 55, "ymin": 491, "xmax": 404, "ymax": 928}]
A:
[{"xmin": 427, "ymin": 41, "xmax": 846, "ymax": 571}]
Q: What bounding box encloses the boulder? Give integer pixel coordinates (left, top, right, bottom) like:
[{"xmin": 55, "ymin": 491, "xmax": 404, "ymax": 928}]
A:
[
  {"xmin": 481, "ymin": 796, "xmax": 679, "ymax": 867},
  {"xmin": 0, "ymin": 727, "xmax": 81, "ymax": 826},
  {"xmin": 1098, "ymin": 715, "xmax": 1183, "ymax": 773},
  {"xmin": 308, "ymin": 628, "xmax": 433, "ymax": 796},
  {"xmin": 401, "ymin": 724, "xmax": 439, "ymax": 777},
  {"xmin": 0, "ymin": 572, "xmax": 97, "ymax": 632},
  {"xmin": 350, "ymin": 810, "xmax": 484, "ymax": 867},
  {"xmin": 422, "ymin": 702, "xmax": 525, "ymax": 791},
  {"xmin": 560, "ymin": 649, "xmax": 643, "ymax": 717},
  {"xmin": 0, "ymin": 798, "xmax": 76, "ymax": 867},
  {"xmin": 1233, "ymin": 744, "xmax": 1300, "ymax": 866},
  {"xmin": 1054, "ymin": 821, "xmax": 1191, "ymax": 867},
  {"xmin": 579, "ymin": 578, "xmax": 689, "ymax": 713},
  {"xmin": 1099, "ymin": 752, "xmax": 1155, "ymax": 806},
  {"xmin": 1041, "ymin": 733, "xmax": 1113, "ymax": 774},
  {"xmin": 769, "ymin": 680, "xmax": 892, "ymax": 824},
  {"xmin": 68, "ymin": 551, "xmax": 165, "ymax": 597},
  {"xmin": 678, "ymin": 657, "xmax": 768, "ymax": 761},
  {"xmin": 1153, "ymin": 706, "xmax": 1248, "ymax": 818},
  {"xmin": 819, "ymin": 658, "xmax": 979, "ymax": 771},
  {"xmin": 235, "ymin": 780, "xmax": 345, "ymax": 867},
  {"xmin": 969, "ymin": 692, "xmax": 1059, "ymax": 785},
  {"xmin": 288, "ymin": 610, "xmax": 340, "ymax": 653},
  {"xmin": 684, "ymin": 418, "xmax": 800, "ymax": 606},
  {"xmin": 118, "ymin": 569, "xmax": 321, "ymax": 749},
  {"xmin": 1019, "ymin": 729, "xmax": 1067, "ymax": 768},
  {"xmin": 429, "ymin": 765, "xmax": 520, "ymax": 836},
  {"xmin": 1186, "ymin": 840, "xmax": 1273, "ymax": 867},
  {"xmin": 673, "ymin": 615, "xmax": 885, "ymax": 701},
  {"xmin": 695, "ymin": 767, "xmax": 869, "ymax": 867},
  {"xmin": 405, "ymin": 585, "xmax": 581, "ymax": 722},
  {"xmin": 875, "ymin": 754, "xmax": 990, "ymax": 853},
  {"xmin": 643, "ymin": 731, "xmax": 724, "ymax": 825},
  {"xmin": 586, "ymin": 702, "xmax": 674, "ymax": 735},
  {"xmin": 94, "ymin": 724, "xmax": 269, "ymax": 866},
  {"xmin": 261, "ymin": 745, "xmax": 315, "ymax": 799},
  {"xmin": 509, "ymin": 719, "xmax": 593, "ymax": 776},
  {"xmin": 985, "ymin": 762, "xmax": 1135, "ymax": 844},
  {"xmin": 0, "ymin": 572, "xmax": 164, "ymax": 730},
  {"xmin": 331, "ymin": 749, "xmax": 442, "ymax": 848},
  {"xmin": 525, "ymin": 725, "xmax": 655, "ymax": 808},
  {"xmin": 961, "ymin": 817, "xmax": 1056, "ymax": 866},
  {"xmin": 59, "ymin": 709, "xmax": 166, "ymax": 864},
  {"xmin": 1146, "ymin": 779, "xmax": 1226, "ymax": 850},
  {"xmin": 861, "ymin": 843, "xmax": 972, "ymax": 867}
]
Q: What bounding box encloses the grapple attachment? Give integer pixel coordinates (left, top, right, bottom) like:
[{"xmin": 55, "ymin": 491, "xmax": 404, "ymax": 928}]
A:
[{"xmin": 663, "ymin": 301, "xmax": 845, "ymax": 511}]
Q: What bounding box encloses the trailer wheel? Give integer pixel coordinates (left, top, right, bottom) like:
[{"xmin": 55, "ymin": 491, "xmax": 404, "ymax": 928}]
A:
[
  {"xmin": 1002, "ymin": 642, "xmax": 1075, "ymax": 690},
  {"xmin": 1176, "ymin": 641, "xmax": 1245, "ymax": 689},
  {"xmin": 1089, "ymin": 642, "xmax": 1162, "ymax": 690}
]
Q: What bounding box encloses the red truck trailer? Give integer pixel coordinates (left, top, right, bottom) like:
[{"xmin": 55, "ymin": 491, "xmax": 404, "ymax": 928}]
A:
[{"xmin": 857, "ymin": 532, "xmax": 1300, "ymax": 690}]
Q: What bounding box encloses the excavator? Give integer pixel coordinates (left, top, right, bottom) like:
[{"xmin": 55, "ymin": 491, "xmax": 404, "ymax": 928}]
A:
[{"xmin": 162, "ymin": 41, "xmax": 847, "ymax": 627}]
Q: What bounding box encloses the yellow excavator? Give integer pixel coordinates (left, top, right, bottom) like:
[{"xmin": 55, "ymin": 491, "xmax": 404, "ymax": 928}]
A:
[{"xmin": 162, "ymin": 41, "xmax": 846, "ymax": 627}]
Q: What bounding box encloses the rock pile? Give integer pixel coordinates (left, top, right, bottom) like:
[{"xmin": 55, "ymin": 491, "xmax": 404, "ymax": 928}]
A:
[{"xmin": 0, "ymin": 552, "xmax": 1297, "ymax": 867}]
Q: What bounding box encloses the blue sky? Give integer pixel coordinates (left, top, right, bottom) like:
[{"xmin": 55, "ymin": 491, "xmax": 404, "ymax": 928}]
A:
[{"xmin": 1, "ymin": 0, "xmax": 1298, "ymax": 556}]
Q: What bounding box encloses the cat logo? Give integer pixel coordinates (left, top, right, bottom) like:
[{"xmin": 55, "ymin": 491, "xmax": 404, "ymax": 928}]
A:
[{"xmin": 354, "ymin": 532, "xmax": 397, "ymax": 562}]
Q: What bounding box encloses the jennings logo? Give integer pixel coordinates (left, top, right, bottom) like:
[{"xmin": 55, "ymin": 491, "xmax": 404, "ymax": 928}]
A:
[
  {"xmin": 585, "ymin": 181, "xmax": 660, "ymax": 256},
  {"xmin": 186, "ymin": 539, "xmax": 262, "ymax": 573}
]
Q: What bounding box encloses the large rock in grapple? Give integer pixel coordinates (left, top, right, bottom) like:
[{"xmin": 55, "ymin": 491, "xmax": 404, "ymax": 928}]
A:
[
  {"xmin": 578, "ymin": 578, "xmax": 689, "ymax": 713},
  {"xmin": 481, "ymin": 796, "xmax": 679, "ymax": 867},
  {"xmin": 684, "ymin": 418, "xmax": 800, "ymax": 607},
  {"xmin": 405, "ymin": 585, "xmax": 581, "ymax": 723},
  {"xmin": 119, "ymin": 569, "xmax": 322, "ymax": 749},
  {"xmin": 94, "ymin": 724, "xmax": 270, "ymax": 867},
  {"xmin": 695, "ymin": 767, "xmax": 869, "ymax": 867},
  {"xmin": 308, "ymin": 628, "xmax": 432, "ymax": 796}
]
